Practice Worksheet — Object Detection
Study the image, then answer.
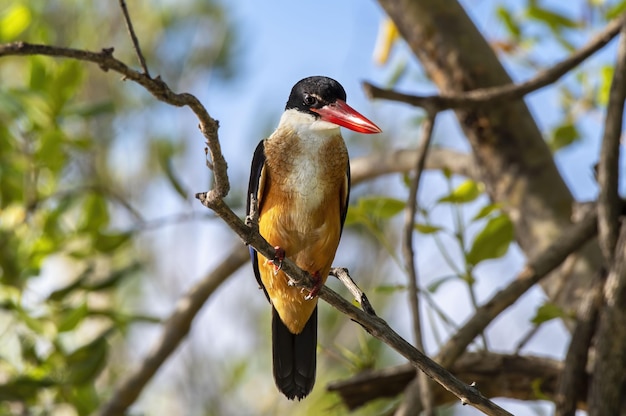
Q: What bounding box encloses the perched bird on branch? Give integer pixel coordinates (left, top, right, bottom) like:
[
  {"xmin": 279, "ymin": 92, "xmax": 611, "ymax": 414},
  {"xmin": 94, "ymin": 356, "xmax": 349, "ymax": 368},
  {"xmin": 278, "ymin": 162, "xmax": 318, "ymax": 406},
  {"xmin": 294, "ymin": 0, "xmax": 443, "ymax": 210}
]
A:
[{"xmin": 247, "ymin": 76, "xmax": 381, "ymax": 400}]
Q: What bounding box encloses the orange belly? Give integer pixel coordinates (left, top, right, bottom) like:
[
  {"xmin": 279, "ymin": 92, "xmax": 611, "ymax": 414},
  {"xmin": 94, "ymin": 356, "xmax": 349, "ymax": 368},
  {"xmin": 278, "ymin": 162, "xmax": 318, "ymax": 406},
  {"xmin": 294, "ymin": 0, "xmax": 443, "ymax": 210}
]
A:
[{"xmin": 257, "ymin": 189, "xmax": 342, "ymax": 334}]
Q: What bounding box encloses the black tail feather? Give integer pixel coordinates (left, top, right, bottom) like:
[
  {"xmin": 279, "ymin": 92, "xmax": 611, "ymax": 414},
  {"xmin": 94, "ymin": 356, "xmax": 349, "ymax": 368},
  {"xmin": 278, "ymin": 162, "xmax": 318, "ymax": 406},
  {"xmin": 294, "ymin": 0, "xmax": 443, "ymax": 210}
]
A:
[{"xmin": 271, "ymin": 307, "xmax": 317, "ymax": 400}]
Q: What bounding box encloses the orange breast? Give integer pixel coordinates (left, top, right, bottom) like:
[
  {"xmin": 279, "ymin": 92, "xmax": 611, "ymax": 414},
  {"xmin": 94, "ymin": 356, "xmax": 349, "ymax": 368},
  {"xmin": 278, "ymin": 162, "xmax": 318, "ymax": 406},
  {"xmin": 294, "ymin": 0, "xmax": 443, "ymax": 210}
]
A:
[{"xmin": 256, "ymin": 129, "xmax": 348, "ymax": 334}]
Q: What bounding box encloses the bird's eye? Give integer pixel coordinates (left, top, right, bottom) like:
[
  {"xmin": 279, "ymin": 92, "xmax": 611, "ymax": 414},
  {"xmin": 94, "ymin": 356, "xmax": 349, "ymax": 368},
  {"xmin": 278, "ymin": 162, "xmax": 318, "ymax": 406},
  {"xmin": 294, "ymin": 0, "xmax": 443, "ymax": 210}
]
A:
[{"xmin": 303, "ymin": 94, "xmax": 317, "ymax": 107}]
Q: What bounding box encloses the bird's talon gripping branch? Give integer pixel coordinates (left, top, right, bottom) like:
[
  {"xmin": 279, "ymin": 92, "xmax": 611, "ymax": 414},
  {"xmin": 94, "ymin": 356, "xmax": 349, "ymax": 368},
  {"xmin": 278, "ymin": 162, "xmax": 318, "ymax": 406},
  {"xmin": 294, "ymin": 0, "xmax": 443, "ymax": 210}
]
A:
[
  {"xmin": 268, "ymin": 246, "xmax": 285, "ymax": 275},
  {"xmin": 305, "ymin": 272, "xmax": 323, "ymax": 300},
  {"xmin": 246, "ymin": 76, "xmax": 381, "ymax": 400}
]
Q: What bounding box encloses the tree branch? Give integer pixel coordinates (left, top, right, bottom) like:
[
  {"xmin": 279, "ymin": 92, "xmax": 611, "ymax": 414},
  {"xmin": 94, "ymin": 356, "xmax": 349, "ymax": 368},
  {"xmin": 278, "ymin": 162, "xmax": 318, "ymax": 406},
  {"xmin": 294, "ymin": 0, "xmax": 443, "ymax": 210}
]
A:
[
  {"xmin": 555, "ymin": 272, "xmax": 603, "ymax": 416},
  {"xmin": 397, "ymin": 114, "xmax": 437, "ymax": 415},
  {"xmin": 589, "ymin": 221, "xmax": 626, "ymax": 414},
  {"xmin": 363, "ymin": 12, "xmax": 626, "ymax": 111},
  {"xmin": 597, "ymin": 20, "xmax": 626, "ymax": 263}
]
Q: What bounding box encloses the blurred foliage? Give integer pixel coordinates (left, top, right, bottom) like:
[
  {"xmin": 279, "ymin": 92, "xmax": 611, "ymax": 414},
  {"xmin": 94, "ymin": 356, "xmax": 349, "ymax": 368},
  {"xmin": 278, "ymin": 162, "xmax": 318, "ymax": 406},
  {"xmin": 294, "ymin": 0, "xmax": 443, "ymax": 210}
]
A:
[{"xmin": 0, "ymin": 1, "xmax": 235, "ymax": 414}]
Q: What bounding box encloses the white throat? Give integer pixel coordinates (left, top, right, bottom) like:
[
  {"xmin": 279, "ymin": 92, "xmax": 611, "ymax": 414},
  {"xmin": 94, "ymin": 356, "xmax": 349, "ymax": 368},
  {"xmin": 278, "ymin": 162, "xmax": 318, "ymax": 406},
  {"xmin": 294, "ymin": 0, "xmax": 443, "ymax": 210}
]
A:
[{"xmin": 278, "ymin": 108, "xmax": 340, "ymax": 139}]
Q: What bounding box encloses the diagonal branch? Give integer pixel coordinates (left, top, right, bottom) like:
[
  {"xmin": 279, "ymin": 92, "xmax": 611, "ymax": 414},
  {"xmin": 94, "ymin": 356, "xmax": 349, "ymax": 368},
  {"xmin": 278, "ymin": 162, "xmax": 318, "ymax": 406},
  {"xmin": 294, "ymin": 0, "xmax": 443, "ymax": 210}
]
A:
[{"xmin": 363, "ymin": 13, "xmax": 626, "ymax": 111}]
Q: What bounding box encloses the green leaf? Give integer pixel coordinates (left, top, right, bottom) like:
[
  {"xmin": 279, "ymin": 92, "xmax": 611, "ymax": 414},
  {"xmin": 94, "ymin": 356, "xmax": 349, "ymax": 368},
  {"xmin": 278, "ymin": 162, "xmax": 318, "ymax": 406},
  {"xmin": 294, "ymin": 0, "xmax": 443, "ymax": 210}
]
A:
[
  {"xmin": 527, "ymin": 5, "xmax": 579, "ymax": 31},
  {"xmin": 93, "ymin": 231, "xmax": 132, "ymax": 253},
  {"xmin": 161, "ymin": 157, "xmax": 189, "ymax": 200},
  {"xmin": 427, "ymin": 275, "xmax": 456, "ymax": 293},
  {"xmin": 80, "ymin": 194, "xmax": 109, "ymax": 232},
  {"xmin": 531, "ymin": 302, "xmax": 567, "ymax": 324},
  {"xmin": 472, "ymin": 203, "xmax": 501, "ymax": 221},
  {"xmin": 65, "ymin": 332, "xmax": 110, "ymax": 385},
  {"xmin": 548, "ymin": 122, "xmax": 580, "ymax": 152},
  {"xmin": 57, "ymin": 302, "xmax": 89, "ymax": 333},
  {"xmin": 497, "ymin": 6, "xmax": 521, "ymax": 38},
  {"xmin": 0, "ymin": 376, "xmax": 55, "ymax": 401},
  {"xmin": 597, "ymin": 65, "xmax": 614, "ymax": 106},
  {"xmin": 606, "ymin": 0, "xmax": 626, "ymax": 20},
  {"xmin": 0, "ymin": 3, "xmax": 31, "ymax": 41},
  {"xmin": 66, "ymin": 383, "xmax": 99, "ymax": 416},
  {"xmin": 414, "ymin": 223, "xmax": 443, "ymax": 234},
  {"xmin": 438, "ymin": 179, "xmax": 482, "ymax": 204},
  {"xmin": 86, "ymin": 262, "xmax": 141, "ymax": 291},
  {"xmin": 466, "ymin": 214, "xmax": 514, "ymax": 266},
  {"xmin": 373, "ymin": 284, "xmax": 406, "ymax": 294},
  {"xmin": 48, "ymin": 268, "xmax": 90, "ymax": 301},
  {"xmin": 360, "ymin": 196, "xmax": 405, "ymax": 219}
]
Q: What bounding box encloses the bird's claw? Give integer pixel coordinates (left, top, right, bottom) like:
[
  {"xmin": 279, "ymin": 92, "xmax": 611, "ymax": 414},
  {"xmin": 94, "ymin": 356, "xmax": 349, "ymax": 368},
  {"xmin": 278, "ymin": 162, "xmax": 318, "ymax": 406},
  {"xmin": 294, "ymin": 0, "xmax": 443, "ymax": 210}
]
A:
[
  {"xmin": 268, "ymin": 246, "xmax": 285, "ymax": 275},
  {"xmin": 304, "ymin": 272, "xmax": 323, "ymax": 300}
]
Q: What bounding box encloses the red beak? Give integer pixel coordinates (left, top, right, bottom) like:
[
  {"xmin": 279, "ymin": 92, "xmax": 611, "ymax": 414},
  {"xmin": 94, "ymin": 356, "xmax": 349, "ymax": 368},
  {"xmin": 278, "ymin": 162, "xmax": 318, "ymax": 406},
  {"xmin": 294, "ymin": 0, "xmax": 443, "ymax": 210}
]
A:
[{"xmin": 312, "ymin": 99, "xmax": 382, "ymax": 134}]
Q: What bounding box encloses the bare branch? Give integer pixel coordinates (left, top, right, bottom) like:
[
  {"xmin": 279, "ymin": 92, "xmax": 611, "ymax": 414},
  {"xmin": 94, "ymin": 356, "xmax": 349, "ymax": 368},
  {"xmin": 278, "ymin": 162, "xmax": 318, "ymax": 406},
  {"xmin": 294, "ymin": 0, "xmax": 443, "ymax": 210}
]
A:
[
  {"xmin": 597, "ymin": 20, "xmax": 626, "ymax": 263},
  {"xmin": 437, "ymin": 208, "xmax": 599, "ymax": 368},
  {"xmin": 363, "ymin": 13, "xmax": 626, "ymax": 111},
  {"xmin": 97, "ymin": 247, "xmax": 249, "ymax": 416},
  {"xmin": 329, "ymin": 268, "xmax": 376, "ymax": 316},
  {"xmin": 398, "ymin": 114, "xmax": 437, "ymax": 415},
  {"xmin": 118, "ymin": 0, "xmax": 150, "ymax": 76}
]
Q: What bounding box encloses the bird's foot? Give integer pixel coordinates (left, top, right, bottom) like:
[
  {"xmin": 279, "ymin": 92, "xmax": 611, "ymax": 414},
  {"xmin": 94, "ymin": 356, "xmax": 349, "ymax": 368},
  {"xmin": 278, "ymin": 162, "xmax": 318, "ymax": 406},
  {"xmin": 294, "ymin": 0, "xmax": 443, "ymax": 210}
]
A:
[
  {"xmin": 305, "ymin": 272, "xmax": 323, "ymax": 300},
  {"xmin": 268, "ymin": 246, "xmax": 285, "ymax": 275}
]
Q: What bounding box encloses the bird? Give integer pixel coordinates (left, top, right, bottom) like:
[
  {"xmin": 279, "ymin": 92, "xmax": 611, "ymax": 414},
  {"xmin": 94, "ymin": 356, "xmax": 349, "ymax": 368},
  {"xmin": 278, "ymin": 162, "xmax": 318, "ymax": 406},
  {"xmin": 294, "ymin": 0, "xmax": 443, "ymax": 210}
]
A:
[{"xmin": 247, "ymin": 76, "xmax": 381, "ymax": 400}]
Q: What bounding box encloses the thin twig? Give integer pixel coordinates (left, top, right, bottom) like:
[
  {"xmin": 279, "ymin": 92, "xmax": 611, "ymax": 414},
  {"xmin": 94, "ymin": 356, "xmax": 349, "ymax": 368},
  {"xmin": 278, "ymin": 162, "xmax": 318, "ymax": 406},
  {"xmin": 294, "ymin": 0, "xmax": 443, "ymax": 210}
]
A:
[
  {"xmin": 398, "ymin": 114, "xmax": 437, "ymax": 416},
  {"xmin": 118, "ymin": 0, "xmax": 150, "ymax": 76},
  {"xmin": 363, "ymin": 12, "xmax": 626, "ymax": 111},
  {"xmin": 330, "ymin": 268, "xmax": 376, "ymax": 315},
  {"xmin": 597, "ymin": 19, "xmax": 626, "ymax": 263}
]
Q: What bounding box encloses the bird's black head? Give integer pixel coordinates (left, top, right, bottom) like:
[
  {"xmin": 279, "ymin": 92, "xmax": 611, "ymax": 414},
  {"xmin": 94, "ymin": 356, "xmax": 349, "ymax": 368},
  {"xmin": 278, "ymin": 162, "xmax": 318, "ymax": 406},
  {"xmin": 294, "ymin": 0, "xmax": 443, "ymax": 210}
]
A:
[{"xmin": 285, "ymin": 76, "xmax": 347, "ymax": 117}]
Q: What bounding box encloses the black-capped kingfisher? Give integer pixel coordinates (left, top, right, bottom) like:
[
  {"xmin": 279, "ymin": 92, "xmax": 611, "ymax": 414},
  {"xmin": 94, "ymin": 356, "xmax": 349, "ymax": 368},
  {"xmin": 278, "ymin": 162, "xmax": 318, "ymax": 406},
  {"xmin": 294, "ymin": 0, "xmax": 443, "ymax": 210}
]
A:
[{"xmin": 247, "ymin": 76, "xmax": 381, "ymax": 400}]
